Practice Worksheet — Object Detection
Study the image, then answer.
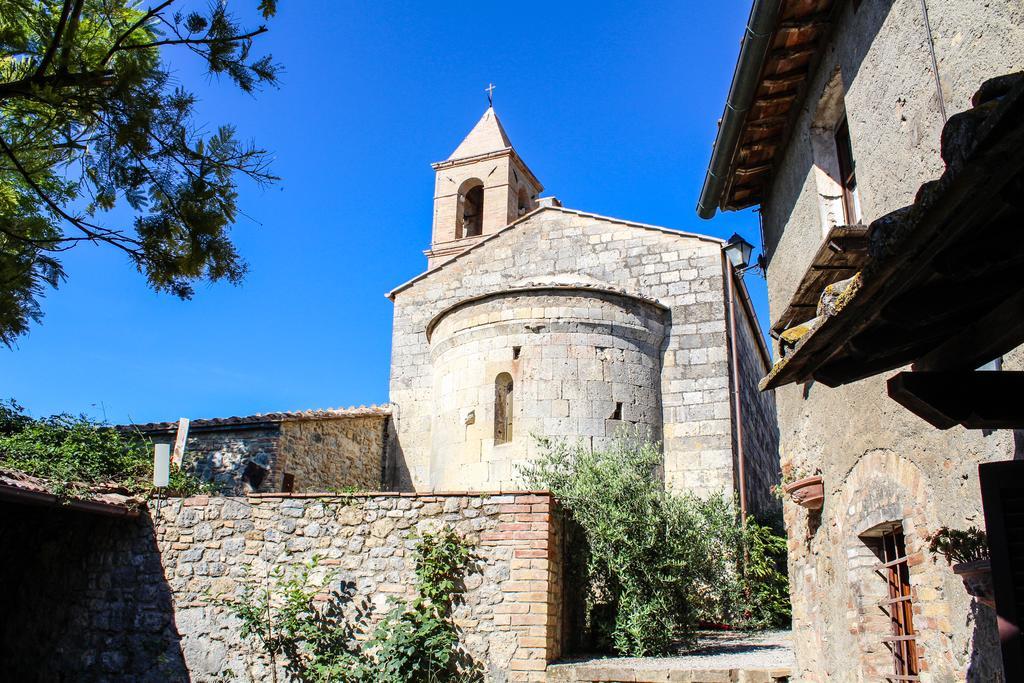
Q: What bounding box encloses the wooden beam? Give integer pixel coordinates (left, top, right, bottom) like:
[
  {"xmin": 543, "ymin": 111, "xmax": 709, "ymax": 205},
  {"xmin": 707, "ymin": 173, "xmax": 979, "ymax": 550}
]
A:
[
  {"xmin": 887, "ymin": 371, "xmax": 1024, "ymax": 429},
  {"xmin": 913, "ymin": 289, "xmax": 1024, "ymax": 372}
]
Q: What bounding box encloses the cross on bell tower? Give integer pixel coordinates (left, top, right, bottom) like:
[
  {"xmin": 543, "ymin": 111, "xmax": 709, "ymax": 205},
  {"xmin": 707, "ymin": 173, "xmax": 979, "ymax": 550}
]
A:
[{"xmin": 485, "ymin": 83, "xmax": 496, "ymax": 107}]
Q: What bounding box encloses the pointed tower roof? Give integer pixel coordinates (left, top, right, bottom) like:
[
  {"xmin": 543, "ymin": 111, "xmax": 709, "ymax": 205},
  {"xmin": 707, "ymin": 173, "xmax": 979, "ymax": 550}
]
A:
[{"xmin": 447, "ymin": 107, "xmax": 513, "ymax": 160}]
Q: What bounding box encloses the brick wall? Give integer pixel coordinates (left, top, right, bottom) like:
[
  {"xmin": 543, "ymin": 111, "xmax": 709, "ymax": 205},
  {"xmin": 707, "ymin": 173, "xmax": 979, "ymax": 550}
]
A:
[{"xmin": 0, "ymin": 492, "xmax": 565, "ymax": 682}]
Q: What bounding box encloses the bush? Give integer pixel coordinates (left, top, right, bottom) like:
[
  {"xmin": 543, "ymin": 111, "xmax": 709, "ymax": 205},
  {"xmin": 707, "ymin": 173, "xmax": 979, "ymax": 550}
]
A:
[
  {"xmin": 217, "ymin": 527, "xmax": 482, "ymax": 683},
  {"xmin": 521, "ymin": 434, "xmax": 790, "ymax": 656},
  {"xmin": 0, "ymin": 398, "xmax": 211, "ymax": 498}
]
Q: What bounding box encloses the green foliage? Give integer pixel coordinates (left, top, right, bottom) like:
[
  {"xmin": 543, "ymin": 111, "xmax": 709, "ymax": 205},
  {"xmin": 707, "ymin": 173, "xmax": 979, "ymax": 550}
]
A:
[
  {"xmin": 521, "ymin": 434, "xmax": 790, "ymax": 656},
  {"xmin": 929, "ymin": 526, "xmax": 989, "ymax": 565},
  {"xmin": 0, "ymin": 0, "xmax": 280, "ymax": 345},
  {"xmin": 0, "ymin": 398, "xmax": 212, "ymax": 498},
  {"xmin": 217, "ymin": 528, "xmax": 482, "ymax": 683}
]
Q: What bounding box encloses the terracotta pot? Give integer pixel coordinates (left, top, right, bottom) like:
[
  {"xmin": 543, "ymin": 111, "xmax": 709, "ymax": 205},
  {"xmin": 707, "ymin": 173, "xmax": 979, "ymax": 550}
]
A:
[
  {"xmin": 783, "ymin": 475, "xmax": 824, "ymax": 510},
  {"xmin": 953, "ymin": 559, "xmax": 994, "ymax": 606}
]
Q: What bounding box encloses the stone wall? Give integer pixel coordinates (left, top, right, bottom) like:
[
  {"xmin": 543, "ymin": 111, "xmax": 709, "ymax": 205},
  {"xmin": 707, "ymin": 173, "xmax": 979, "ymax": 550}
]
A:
[
  {"xmin": 0, "ymin": 501, "xmax": 188, "ymax": 682},
  {"xmin": 146, "ymin": 416, "xmax": 388, "ymax": 495},
  {"xmin": 426, "ymin": 288, "xmax": 666, "ymax": 490},
  {"xmin": 278, "ymin": 416, "xmax": 387, "ymax": 492},
  {"xmin": 151, "ymin": 425, "xmax": 282, "ymax": 494},
  {"xmin": 0, "ymin": 492, "xmax": 565, "ymax": 682},
  {"xmin": 390, "ymin": 207, "xmax": 750, "ymax": 498},
  {"xmin": 730, "ymin": 278, "xmax": 780, "ymax": 521},
  {"xmin": 757, "ymin": 0, "xmax": 1024, "ymax": 679}
]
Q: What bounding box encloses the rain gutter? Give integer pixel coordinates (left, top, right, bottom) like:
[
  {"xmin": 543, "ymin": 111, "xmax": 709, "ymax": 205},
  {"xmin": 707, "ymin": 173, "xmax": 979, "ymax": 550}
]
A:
[{"xmin": 696, "ymin": 0, "xmax": 782, "ymax": 219}]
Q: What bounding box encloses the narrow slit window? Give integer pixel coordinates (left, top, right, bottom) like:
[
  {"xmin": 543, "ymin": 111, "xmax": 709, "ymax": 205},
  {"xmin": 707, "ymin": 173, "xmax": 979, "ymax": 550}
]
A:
[
  {"xmin": 835, "ymin": 115, "xmax": 859, "ymax": 225},
  {"xmin": 512, "ymin": 346, "xmax": 521, "ymax": 360},
  {"xmin": 494, "ymin": 373, "xmax": 514, "ymax": 444},
  {"xmin": 879, "ymin": 526, "xmax": 919, "ymax": 680}
]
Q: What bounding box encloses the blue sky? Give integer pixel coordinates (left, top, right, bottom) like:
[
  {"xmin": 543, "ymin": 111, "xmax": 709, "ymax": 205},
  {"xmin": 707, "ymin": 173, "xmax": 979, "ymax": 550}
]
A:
[{"xmin": 1, "ymin": 0, "xmax": 767, "ymax": 424}]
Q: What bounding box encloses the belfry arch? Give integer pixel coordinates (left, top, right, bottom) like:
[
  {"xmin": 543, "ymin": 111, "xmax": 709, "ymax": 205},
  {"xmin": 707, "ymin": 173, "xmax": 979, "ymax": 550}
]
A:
[{"xmin": 457, "ymin": 179, "xmax": 484, "ymax": 238}]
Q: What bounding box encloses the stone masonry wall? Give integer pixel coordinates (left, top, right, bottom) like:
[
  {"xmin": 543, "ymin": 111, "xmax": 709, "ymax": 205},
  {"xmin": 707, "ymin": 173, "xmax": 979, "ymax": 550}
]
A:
[
  {"xmin": 278, "ymin": 416, "xmax": 387, "ymax": 492},
  {"xmin": 426, "ymin": 288, "xmax": 666, "ymax": 491},
  {"xmin": 150, "ymin": 426, "xmax": 282, "ymax": 494},
  {"xmin": 0, "ymin": 501, "xmax": 188, "ymax": 682},
  {"xmin": 390, "ymin": 207, "xmax": 745, "ymax": 498},
  {"xmin": 730, "ymin": 278, "xmax": 780, "ymax": 521},
  {"xmin": 758, "ymin": 0, "xmax": 1024, "ymax": 679},
  {"xmin": 0, "ymin": 493, "xmax": 565, "ymax": 682}
]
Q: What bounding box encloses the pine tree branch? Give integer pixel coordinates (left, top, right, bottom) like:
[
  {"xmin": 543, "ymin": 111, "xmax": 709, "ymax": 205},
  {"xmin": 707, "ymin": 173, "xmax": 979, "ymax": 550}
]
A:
[
  {"xmin": 110, "ymin": 27, "xmax": 269, "ymax": 53},
  {"xmin": 100, "ymin": 0, "xmax": 177, "ymax": 66},
  {"xmin": 33, "ymin": 0, "xmax": 75, "ymax": 78},
  {"xmin": 56, "ymin": 0, "xmax": 87, "ymax": 72},
  {"xmin": 0, "ymin": 135, "xmax": 143, "ymax": 258}
]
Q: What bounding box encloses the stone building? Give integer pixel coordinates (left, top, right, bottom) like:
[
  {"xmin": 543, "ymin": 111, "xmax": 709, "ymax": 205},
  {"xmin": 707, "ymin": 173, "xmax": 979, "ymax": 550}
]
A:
[
  {"xmin": 134, "ymin": 406, "xmax": 390, "ymax": 494},
  {"xmin": 697, "ymin": 0, "xmax": 1024, "ymax": 680},
  {"xmin": 387, "ymin": 106, "xmax": 780, "ymax": 510}
]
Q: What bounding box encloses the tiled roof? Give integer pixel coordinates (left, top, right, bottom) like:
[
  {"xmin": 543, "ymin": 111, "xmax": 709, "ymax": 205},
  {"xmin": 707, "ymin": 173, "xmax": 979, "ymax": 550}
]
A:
[
  {"xmin": 129, "ymin": 404, "xmax": 392, "ymax": 433},
  {"xmin": 0, "ymin": 469, "xmax": 141, "ymax": 517}
]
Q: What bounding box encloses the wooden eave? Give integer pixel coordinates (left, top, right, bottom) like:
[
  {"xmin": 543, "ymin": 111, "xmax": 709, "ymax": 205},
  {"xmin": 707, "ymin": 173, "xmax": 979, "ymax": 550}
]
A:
[
  {"xmin": 721, "ymin": 0, "xmax": 838, "ymax": 212},
  {"xmin": 769, "ymin": 224, "xmax": 870, "ymax": 338},
  {"xmin": 761, "ymin": 73, "xmax": 1024, "ymax": 391}
]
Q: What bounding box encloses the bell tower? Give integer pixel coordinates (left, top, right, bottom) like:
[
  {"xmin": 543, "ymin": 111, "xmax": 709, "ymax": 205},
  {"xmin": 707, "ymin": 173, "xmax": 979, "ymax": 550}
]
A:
[{"xmin": 426, "ymin": 107, "xmax": 544, "ymax": 268}]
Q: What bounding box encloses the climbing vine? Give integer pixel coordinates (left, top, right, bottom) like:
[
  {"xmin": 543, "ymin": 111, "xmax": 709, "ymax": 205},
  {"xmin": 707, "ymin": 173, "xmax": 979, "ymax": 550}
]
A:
[
  {"xmin": 216, "ymin": 527, "xmax": 482, "ymax": 682},
  {"xmin": 0, "ymin": 399, "xmax": 211, "ymax": 499}
]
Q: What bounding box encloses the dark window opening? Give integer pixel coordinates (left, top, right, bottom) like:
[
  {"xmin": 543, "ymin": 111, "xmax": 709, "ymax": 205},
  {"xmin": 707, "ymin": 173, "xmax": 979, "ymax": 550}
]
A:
[
  {"xmin": 495, "ymin": 373, "xmax": 514, "ymax": 444},
  {"xmin": 835, "ymin": 115, "xmax": 859, "ymax": 224},
  {"xmin": 611, "ymin": 402, "xmax": 623, "ymax": 420},
  {"xmin": 512, "ymin": 346, "xmax": 521, "ymax": 360},
  {"xmin": 463, "ymin": 184, "xmax": 484, "ymax": 237},
  {"xmin": 877, "ymin": 527, "xmax": 920, "ymax": 680},
  {"xmin": 517, "ymin": 187, "xmax": 530, "ymax": 216},
  {"xmin": 282, "ymin": 472, "xmax": 295, "ymax": 493}
]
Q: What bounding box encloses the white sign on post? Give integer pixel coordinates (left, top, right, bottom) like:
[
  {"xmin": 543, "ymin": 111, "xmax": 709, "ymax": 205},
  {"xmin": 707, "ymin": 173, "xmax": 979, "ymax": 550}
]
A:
[
  {"xmin": 153, "ymin": 443, "xmax": 171, "ymax": 488},
  {"xmin": 172, "ymin": 417, "xmax": 190, "ymax": 467}
]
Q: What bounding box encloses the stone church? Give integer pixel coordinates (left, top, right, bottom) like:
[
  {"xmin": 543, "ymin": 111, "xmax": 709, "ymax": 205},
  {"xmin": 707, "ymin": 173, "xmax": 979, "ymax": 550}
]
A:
[
  {"xmin": 136, "ymin": 106, "xmax": 779, "ymax": 514},
  {"xmin": 385, "ymin": 106, "xmax": 779, "ymax": 512}
]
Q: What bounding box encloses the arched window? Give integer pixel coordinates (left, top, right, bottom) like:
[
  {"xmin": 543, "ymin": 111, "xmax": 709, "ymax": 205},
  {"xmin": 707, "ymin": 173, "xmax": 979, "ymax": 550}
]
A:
[
  {"xmin": 494, "ymin": 372, "xmax": 513, "ymax": 444},
  {"xmin": 517, "ymin": 187, "xmax": 530, "ymax": 216},
  {"xmin": 457, "ymin": 179, "xmax": 484, "ymax": 239}
]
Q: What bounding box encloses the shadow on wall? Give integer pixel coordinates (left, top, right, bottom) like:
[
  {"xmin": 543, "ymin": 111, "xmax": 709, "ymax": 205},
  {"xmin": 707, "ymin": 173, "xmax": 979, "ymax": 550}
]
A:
[
  {"xmin": 761, "ymin": 0, "xmax": 896, "ymax": 263},
  {"xmin": 0, "ymin": 502, "xmax": 188, "ymax": 682},
  {"xmin": 967, "ymin": 599, "xmax": 1005, "ymax": 682}
]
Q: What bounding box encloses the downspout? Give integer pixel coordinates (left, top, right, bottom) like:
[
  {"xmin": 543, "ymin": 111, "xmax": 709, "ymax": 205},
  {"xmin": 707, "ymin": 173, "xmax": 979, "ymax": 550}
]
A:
[
  {"xmin": 697, "ymin": 0, "xmax": 783, "ymax": 219},
  {"xmin": 723, "ymin": 253, "xmax": 748, "ymax": 524}
]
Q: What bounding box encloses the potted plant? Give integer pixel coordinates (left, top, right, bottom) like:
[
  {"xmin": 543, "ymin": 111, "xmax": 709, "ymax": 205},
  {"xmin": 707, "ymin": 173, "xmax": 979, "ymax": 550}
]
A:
[
  {"xmin": 773, "ymin": 467, "xmax": 824, "ymax": 510},
  {"xmin": 929, "ymin": 526, "xmax": 993, "ymax": 606}
]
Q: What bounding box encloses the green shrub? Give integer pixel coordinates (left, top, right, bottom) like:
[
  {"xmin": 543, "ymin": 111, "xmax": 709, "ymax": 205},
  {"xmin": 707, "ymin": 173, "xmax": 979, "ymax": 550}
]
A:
[
  {"xmin": 0, "ymin": 398, "xmax": 212, "ymax": 498},
  {"xmin": 521, "ymin": 434, "xmax": 790, "ymax": 656},
  {"xmin": 217, "ymin": 527, "xmax": 482, "ymax": 683}
]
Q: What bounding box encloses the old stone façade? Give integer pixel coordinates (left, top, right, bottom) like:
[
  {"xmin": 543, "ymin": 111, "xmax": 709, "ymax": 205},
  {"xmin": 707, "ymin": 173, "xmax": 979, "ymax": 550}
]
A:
[
  {"xmin": 0, "ymin": 492, "xmax": 565, "ymax": 682},
  {"xmin": 136, "ymin": 407, "xmax": 390, "ymax": 495},
  {"xmin": 701, "ymin": 0, "xmax": 1024, "ymax": 680},
  {"xmin": 388, "ymin": 205, "xmax": 779, "ymax": 509}
]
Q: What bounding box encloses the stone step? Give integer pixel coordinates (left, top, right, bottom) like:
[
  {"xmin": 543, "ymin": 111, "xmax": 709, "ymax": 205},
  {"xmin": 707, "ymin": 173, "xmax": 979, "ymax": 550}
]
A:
[{"xmin": 546, "ymin": 666, "xmax": 791, "ymax": 683}]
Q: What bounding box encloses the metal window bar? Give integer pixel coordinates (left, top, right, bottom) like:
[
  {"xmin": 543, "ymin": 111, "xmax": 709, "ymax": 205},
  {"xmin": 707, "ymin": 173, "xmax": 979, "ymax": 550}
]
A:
[{"xmin": 882, "ymin": 527, "xmax": 920, "ymax": 680}]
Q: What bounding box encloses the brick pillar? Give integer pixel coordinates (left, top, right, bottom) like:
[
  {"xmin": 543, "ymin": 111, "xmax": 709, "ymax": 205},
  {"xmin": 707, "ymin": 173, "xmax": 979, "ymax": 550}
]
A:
[{"xmin": 482, "ymin": 492, "xmax": 564, "ymax": 682}]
